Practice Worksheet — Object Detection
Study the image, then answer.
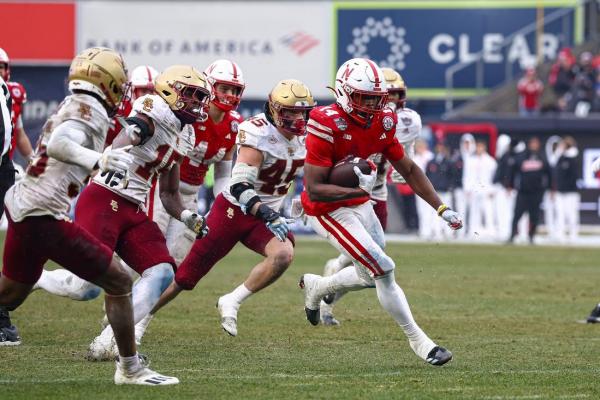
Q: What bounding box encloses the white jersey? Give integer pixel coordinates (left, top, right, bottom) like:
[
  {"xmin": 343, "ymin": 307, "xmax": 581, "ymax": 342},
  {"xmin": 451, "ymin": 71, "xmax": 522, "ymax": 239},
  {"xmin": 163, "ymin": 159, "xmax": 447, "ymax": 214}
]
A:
[
  {"xmin": 223, "ymin": 113, "xmax": 306, "ymax": 211},
  {"xmin": 5, "ymin": 94, "xmax": 109, "ymax": 221},
  {"xmin": 371, "ymin": 108, "xmax": 422, "ymax": 201},
  {"xmin": 93, "ymin": 94, "xmax": 194, "ymax": 206}
]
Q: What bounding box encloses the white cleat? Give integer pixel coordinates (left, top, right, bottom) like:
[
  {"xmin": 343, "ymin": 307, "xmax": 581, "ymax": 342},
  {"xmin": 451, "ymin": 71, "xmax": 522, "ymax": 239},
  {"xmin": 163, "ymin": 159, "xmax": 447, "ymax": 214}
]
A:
[
  {"xmin": 114, "ymin": 364, "xmax": 179, "ymax": 385},
  {"xmin": 299, "ymin": 274, "xmax": 322, "ymax": 326},
  {"xmin": 87, "ymin": 332, "xmax": 118, "ymax": 361},
  {"xmin": 217, "ymin": 296, "xmax": 239, "ymax": 337}
]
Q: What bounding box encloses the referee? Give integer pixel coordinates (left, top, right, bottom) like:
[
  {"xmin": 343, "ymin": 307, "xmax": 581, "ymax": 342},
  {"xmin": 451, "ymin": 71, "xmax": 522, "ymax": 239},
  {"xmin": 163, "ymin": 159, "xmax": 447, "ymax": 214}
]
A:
[
  {"xmin": 0, "ymin": 75, "xmax": 15, "ymax": 217},
  {"xmin": 0, "ymin": 75, "xmax": 19, "ymax": 346}
]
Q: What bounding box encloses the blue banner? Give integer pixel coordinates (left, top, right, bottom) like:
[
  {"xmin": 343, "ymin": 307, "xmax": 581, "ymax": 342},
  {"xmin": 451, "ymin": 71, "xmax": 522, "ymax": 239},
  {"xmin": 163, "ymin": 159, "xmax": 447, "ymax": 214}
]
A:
[{"xmin": 336, "ymin": 4, "xmax": 576, "ymax": 94}]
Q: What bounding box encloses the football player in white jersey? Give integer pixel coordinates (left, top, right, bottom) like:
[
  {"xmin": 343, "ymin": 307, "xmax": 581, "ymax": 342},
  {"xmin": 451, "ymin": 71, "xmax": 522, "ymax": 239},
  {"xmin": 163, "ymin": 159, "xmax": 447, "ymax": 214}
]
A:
[
  {"xmin": 135, "ymin": 79, "xmax": 314, "ymax": 340},
  {"xmin": 38, "ymin": 65, "xmax": 211, "ymax": 361},
  {"xmin": 0, "ymin": 47, "xmax": 178, "ymax": 385},
  {"xmin": 318, "ymin": 68, "xmax": 423, "ymax": 326}
]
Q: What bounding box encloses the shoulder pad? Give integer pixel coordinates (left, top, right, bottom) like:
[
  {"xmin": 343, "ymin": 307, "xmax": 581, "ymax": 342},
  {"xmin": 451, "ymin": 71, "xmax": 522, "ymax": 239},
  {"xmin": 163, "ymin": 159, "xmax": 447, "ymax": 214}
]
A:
[
  {"xmin": 132, "ymin": 94, "xmax": 172, "ymax": 122},
  {"xmin": 236, "ymin": 114, "xmax": 271, "ymax": 149},
  {"xmin": 59, "ymin": 94, "xmax": 110, "ymax": 134},
  {"xmin": 308, "ymin": 106, "xmax": 348, "ymax": 141}
]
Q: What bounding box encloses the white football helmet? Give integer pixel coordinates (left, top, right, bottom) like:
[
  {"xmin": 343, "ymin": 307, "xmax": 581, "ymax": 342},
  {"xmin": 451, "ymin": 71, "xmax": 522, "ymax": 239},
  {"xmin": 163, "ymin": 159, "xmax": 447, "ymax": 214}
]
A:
[
  {"xmin": 333, "ymin": 58, "xmax": 388, "ymax": 125},
  {"xmin": 0, "ymin": 48, "xmax": 10, "ymax": 81},
  {"xmin": 129, "ymin": 65, "xmax": 159, "ymax": 100},
  {"xmin": 204, "ymin": 59, "xmax": 245, "ymax": 111}
]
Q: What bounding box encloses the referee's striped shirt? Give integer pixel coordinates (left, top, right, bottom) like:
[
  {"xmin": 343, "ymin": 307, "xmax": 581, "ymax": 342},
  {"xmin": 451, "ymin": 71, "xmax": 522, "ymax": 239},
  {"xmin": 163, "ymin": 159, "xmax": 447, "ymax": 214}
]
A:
[{"xmin": 0, "ymin": 76, "xmax": 12, "ymax": 159}]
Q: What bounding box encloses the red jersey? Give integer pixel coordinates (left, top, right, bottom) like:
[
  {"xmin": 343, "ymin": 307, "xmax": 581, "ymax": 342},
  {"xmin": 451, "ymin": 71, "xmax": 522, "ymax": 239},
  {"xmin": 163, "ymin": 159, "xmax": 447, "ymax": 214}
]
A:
[
  {"xmin": 104, "ymin": 98, "xmax": 133, "ymax": 147},
  {"xmin": 7, "ymin": 81, "xmax": 27, "ymax": 158},
  {"xmin": 301, "ymin": 104, "xmax": 405, "ymax": 216},
  {"xmin": 179, "ymin": 110, "xmax": 242, "ymax": 187}
]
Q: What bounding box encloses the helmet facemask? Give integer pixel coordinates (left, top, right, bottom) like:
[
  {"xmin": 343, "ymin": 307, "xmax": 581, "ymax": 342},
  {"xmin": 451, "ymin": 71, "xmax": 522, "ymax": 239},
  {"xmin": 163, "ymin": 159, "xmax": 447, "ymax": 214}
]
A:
[
  {"xmin": 269, "ymin": 101, "xmax": 313, "ymax": 136},
  {"xmin": 345, "ymin": 86, "xmax": 388, "ymax": 126},
  {"xmin": 171, "ymin": 82, "xmax": 212, "ymax": 124},
  {"xmin": 212, "ymin": 82, "xmax": 244, "ymax": 111}
]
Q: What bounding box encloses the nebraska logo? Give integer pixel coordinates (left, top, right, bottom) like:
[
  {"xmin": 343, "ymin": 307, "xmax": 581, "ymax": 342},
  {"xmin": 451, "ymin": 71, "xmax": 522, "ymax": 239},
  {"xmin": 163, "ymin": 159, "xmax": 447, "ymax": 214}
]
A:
[{"xmin": 280, "ymin": 32, "xmax": 320, "ymax": 56}]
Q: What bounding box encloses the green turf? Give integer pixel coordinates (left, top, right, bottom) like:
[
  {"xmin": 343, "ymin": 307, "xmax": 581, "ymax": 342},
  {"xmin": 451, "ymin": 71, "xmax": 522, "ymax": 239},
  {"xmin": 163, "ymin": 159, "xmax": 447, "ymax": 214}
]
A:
[{"xmin": 1, "ymin": 238, "xmax": 600, "ymax": 399}]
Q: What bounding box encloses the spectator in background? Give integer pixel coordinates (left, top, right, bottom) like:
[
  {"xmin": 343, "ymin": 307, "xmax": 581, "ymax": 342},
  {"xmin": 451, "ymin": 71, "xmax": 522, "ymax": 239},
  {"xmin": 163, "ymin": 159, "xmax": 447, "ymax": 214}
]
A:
[
  {"xmin": 553, "ymin": 136, "xmax": 580, "ymax": 243},
  {"xmin": 425, "ymin": 142, "xmax": 455, "ymax": 239},
  {"xmin": 569, "ymin": 51, "xmax": 597, "ymax": 116},
  {"xmin": 592, "ymin": 72, "xmax": 600, "ymax": 113},
  {"xmin": 549, "ymin": 48, "xmax": 576, "ymax": 112},
  {"xmin": 493, "ymin": 135, "xmax": 517, "ymax": 240},
  {"xmin": 463, "ymin": 141, "xmax": 497, "ymax": 237},
  {"xmin": 413, "ymin": 139, "xmax": 434, "ymax": 238},
  {"xmin": 517, "ymin": 67, "xmax": 544, "ymax": 116},
  {"xmin": 452, "ymin": 134, "xmax": 475, "ymax": 239},
  {"xmin": 508, "ymin": 137, "xmax": 552, "ymax": 244}
]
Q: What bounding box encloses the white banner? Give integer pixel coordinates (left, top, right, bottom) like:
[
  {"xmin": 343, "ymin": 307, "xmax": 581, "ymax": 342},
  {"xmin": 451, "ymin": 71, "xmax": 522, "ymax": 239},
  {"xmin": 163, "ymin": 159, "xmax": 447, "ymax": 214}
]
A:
[{"xmin": 78, "ymin": 1, "xmax": 332, "ymax": 97}]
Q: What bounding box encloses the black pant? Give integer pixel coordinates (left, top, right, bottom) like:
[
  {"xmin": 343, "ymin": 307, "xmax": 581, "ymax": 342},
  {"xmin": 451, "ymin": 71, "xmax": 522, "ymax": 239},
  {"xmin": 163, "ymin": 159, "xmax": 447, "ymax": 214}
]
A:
[
  {"xmin": 510, "ymin": 191, "xmax": 544, "ymax": 240},
  {"xmin": 0, "ymin": 154, "xmax": 15, "ymax": 219}
]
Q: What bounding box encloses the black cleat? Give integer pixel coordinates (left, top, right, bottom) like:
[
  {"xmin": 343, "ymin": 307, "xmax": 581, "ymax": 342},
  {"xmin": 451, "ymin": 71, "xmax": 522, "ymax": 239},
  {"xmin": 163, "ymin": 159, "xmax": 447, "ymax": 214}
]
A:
[
  {"xmin": 304, "ymin": 307, "xmax": 320, "ymax": 326},
  {"xmin": 299, "ymin": 275, "xmax": 321, "ymax": 326},
  {"xmin": 426, "ymin": 346, "xmax": 452, "ymax": 366},
  {"xmin": 586, "ymin": 304, "xmax": 600, "ymax": 323},
  {"xmin": 0, "ymin": 325, "xmax": 21, "ymax": 346}
]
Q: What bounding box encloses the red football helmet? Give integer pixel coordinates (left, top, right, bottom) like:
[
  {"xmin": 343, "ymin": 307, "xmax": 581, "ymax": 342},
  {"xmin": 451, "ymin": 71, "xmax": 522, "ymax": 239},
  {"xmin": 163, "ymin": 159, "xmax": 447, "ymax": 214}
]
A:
[{"xmin": 204, "ymin": 59, "xmax": 245, "ymax": 111}]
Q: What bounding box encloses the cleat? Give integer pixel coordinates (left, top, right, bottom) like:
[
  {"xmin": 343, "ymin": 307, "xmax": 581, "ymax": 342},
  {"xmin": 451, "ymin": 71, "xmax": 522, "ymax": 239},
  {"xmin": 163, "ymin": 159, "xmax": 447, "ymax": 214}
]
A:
[
  {"xmin": 321, "ymin": 314, "xmax": 340, "ymax": 326},
  {"xmin": 0, "ymin": 325, "xmax": 21, "ymax": 346},
  {"xmin": 216, "ymin": 296, "xmax": 239, "ymax": 337},
  {"xmin": 299, "ymin": 274, "xmax": 322, "ymax": 326},
  {"xmin": 114, "ymin": 364, "xmax": 179, "ymax": 386},
  {"xmin": 87, "ymin": 332, "xmax": 118, "ymax": 361},
  {"xmin": 425, "ymin": 346, "xmax": 453, "ymax": 366},
  {"xmin": 586, "ymin": 304, "xmax": 600, "ymax": 323}
]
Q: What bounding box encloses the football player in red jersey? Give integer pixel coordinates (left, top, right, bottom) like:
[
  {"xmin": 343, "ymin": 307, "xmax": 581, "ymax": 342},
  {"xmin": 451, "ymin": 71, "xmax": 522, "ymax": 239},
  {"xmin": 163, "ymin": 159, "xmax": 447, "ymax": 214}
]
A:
[
  {"xmin": 299, "ymin": 58, "xmax": 462, "ymax": 366},
  {"xmin": 0, "ymin": 48, "xmax": 33, "ymax": 163},
  {"xmin": 137, "ymin": 79, "xmax": 314, "ymax": 339},
  {"xmin": 105, "ymin": 65, "xmax": 159, "ymax": 147}
]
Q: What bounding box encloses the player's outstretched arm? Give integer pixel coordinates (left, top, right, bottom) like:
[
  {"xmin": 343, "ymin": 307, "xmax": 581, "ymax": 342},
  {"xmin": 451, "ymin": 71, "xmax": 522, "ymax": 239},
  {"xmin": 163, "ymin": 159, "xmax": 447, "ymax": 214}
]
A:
[
  {"xmin": 160, "ymin": 163, "xmax": 208, "ymax": 238},
  {"xmin": 303, "ymin": 162, "xmax": 367, "ymax": 202},
  {"xmin": 111, "ymin": 113, "xmax": 155, "ymax": 149},
  {"xmin": 212, "ymin": 147, "xmax": 234, "ymax": 197}
]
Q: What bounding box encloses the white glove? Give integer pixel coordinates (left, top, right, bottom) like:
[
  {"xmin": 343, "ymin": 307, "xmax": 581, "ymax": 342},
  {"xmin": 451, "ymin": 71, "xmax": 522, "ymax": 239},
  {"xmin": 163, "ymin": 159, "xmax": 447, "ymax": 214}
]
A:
[
  {"xmin": 354, "ymin": 166, "xmax": 377, "ymax": 194},
  {"xmin": 592, "ymin": 157, "xmax": 600, "ymax": 173},
  {"xmin": 205, "ymin": 147, "xmax": 227, "ymax": 164},
  {"xmin": 180, "ymin": 210, "xmax": 209, "ymax": 238},
  {"xmin": 390, "ymin": 169, "xmax": 406, "ymax": 184},
  {"xmin": 98, "ymin": 145, "xmax": 134, "ymax": 174},
  {"xmin": 438, "ymin": 206, "xmax": 463, "ymax": 230}
]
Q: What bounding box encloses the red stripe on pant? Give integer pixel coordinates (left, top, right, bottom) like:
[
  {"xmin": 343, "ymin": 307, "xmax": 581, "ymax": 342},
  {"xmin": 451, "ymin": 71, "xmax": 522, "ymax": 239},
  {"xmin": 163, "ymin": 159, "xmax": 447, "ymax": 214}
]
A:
[
  {"xmin": 316, "ymin": 215, "xmax": 379, "ymax": 276},
  {"xmin": 147, "ymin": 181, "xmax": 157, "ymax": 220},
  {"xmin": 323, "ymin": 214, "xmax": 385, "ymax": 276}
]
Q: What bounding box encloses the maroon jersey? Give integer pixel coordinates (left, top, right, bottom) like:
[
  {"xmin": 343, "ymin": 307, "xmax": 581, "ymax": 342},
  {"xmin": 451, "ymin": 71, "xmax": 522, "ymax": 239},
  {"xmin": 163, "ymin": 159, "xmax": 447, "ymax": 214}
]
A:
[
  {"xmin": 179, "ymin": 110, "xmax": 242, "ymax": 187},
  {"xmin": 104, "ymin": 98, "xmax": 132, "ymax": 147},
  {"xmin": 301, "ymin": 103, "xmax": 404, "ymax": 216},
  {"xmin": 7, "ymin": 81, "xmax": 26, "ymax": 158}
]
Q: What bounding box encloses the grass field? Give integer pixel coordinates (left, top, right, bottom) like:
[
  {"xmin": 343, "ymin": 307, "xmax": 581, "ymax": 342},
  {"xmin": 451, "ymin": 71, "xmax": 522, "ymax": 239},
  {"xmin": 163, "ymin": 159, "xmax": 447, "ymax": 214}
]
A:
[{"xmin": 1, "ymin": 238, "xmax": 600, "ymax": 399}]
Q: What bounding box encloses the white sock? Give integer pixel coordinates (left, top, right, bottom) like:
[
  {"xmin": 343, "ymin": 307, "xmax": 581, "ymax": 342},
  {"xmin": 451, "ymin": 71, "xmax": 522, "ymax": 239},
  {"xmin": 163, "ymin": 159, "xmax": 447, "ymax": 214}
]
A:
[
  {"xmin": 119, "ymin": 352, "xmax": 142, "ymax": 374},
  {"xmin": 374, "ymin": 272, "xmax": 435, "ymax": 359},
  {"xmin": 228, "ymin": 284, "xmax": 253, "ymax": 305},
  {"xmin": 319, "ymin": 267, "xmax": 371, "ymax": 297},
  {"xmin": 336, "ymin": 253, "xmax": 353, "ymax": 268},
  {"xmin": 135, "ymin": 314, "xmax": 154, "ymax": 345},
  {"xmin": 36, "ymin": 269, "xmax": 101, "ymax": 301}
]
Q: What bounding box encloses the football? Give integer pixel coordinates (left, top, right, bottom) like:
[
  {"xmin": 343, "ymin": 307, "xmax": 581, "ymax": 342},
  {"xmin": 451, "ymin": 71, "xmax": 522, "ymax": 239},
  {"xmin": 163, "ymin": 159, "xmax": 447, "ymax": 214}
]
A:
[{"xmin": 328, "ymin": 157, "xmax": 374, "ymax": 188}]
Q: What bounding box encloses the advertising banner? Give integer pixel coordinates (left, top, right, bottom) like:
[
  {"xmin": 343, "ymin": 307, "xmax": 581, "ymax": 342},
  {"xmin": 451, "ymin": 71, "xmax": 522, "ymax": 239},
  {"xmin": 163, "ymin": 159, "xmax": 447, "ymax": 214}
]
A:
[
  {"xmin": 335, "ymin": 1, "xmax": 580, "ymax": 97},
  {"xmin": 78, "ymin": 1, "xmax": 332, "ymax": 97}
]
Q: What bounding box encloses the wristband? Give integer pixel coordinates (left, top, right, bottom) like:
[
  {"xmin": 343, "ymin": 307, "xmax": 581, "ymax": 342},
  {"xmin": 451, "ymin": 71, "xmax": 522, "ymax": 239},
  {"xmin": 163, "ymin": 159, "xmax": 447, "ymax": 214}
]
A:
[{"xmin": 437, "ymin": 204, "xmax": 449, "ymax": 217}]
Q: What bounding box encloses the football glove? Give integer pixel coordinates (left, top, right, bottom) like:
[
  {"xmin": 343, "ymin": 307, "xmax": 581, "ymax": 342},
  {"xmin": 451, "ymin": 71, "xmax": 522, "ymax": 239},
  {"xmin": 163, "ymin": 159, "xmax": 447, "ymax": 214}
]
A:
[
  {"xmin": 437, "ymin": 205, "xmax": 463, "ymax": 230},
  {"xmin": 354, "ymin": 166, "xmax": 377, "ymax": 195},
  {"xmin": 256, "ymin": 204, "xmax": 289, "ymax": 242},
  {"xmin": 180, "ymin": 210, "xmax": 209, "ymax": 239},
  {"xmin": 390, "ymin": 169, "xmax": 406, "ymax": 184},
  {"xmin": 98, "ymin": 145, "xmax": 134, "ymax": 174}
]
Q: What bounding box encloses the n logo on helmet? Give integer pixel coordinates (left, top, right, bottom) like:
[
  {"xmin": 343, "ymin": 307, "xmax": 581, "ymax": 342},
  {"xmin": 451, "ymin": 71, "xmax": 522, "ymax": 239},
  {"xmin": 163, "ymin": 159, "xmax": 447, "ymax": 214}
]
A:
[{"xmin": 341, "ymin": 65, "xmax": 354, "ymax": 81}]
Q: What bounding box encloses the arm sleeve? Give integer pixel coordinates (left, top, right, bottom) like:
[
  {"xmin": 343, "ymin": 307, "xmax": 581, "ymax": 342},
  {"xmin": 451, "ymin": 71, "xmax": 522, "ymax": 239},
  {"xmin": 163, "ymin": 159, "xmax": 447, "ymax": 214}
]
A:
[
  {"xmin": 305, "ymin": 132, "xmax": 334, "ymax": 167},
  {"xmin": 46, "ymin": 120, "xmax": 101, "ymax": 172},
  {"xmin": 213, "ymin": 159, "xmax": 232, "ymax": 197}
]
